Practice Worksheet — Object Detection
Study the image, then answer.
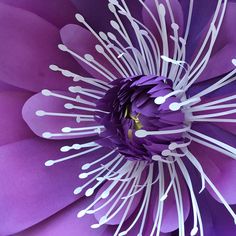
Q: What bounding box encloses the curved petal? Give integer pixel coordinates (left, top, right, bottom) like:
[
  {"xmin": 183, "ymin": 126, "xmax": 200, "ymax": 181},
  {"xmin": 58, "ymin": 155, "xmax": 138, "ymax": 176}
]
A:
[
  {"xmin": 190, "ymin": 123, "xmax": 236, "ymax": 204},
  {"xmin": 0, "ymin": 81, "xmax": 26, "ymax": 92},
  {"xmin": 0, "ymin": 138, "xmax": 112, "ymax": 235},
  {"xmin": 187, "ymin": 75, "xmax": 236, "ymax": 98},
  {"xmin": 71, "ymin": 0, "xmax": 143, "ymax": 32},
  {"xmin": 186, "ymin": 190, "xmax": 236, "ymax": 236},
  {"xmin": 0, "ymin": 91, "xmax": 34, "ymax": 146},
  {"xmin": 0, "ymin": 0, "xmax": 77, "ymax": 28},
  {"xmin": 60, "ymin": 24, "xmax": 120, "ymax": 81},
  {"xmin": 187, "ymin": 78, "xmax": 236, "ymax": 134},
  {"xmin": 197, "ymin": 44, "xmax": 236, "ymax": 82},
  {"xmin": 0, "ymin": 3, "xmax": 78, "ymax": 92},
  {"xmin": 15, "ymin": 198, "xmax": 110, "ymax": 236},
  {"xmin": 152, "ymin": 170, "xmax": 190, "ymax": 233},
  {"xmin": 93, "ymin": 170, "xmax": 145, "ymax": 226},
  {"xmin": 142, "ymin": 0, "xmax": 184, "ymax": 57},
  {"xmin": 181, "ymin": 0, "xmax": 218, "ymax": 60},
  {"xmin": 22, "ymin": 91, "xmax": 100, "ymax": 140},
  {"xmin": 191, "ymin": 2, "xmax": 236, "ymax": 82}
]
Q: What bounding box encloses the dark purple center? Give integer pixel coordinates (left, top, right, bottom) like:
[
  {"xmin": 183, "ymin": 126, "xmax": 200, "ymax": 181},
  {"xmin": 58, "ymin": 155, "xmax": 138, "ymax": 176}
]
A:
[{"xmin": 96, "ymin": 75, "xmax": 185, "ymax": 161}]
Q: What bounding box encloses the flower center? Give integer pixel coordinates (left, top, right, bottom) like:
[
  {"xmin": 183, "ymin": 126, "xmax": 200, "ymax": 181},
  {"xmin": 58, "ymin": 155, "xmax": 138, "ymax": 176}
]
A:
[{"xmin": 96, "ymin": 75, "xmax": 188, "ymax": 161}]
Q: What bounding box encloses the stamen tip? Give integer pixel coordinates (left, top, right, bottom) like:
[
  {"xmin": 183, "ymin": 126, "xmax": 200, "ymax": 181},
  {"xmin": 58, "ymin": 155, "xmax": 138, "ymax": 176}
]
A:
[
  {"xmin": 79, "ymin": 173, "xmax": 88, "ymax": 179},
  {"xmin": 99, "ymin": 216, "xmax": 107, "ymax": 224},
  {"xmin": 169, "ymin": 102, "xmax": 181, "ymax": 111},
  {"xmin": 49, "ymin": 64, "xmax": 59, "ymax": 71},
  {"xmin": 75, "ymin": 13, "xmax": 85, "ymax": 23},
  {"xmin": 101, "ymin": 191, "xmax": 110, "ymax": 199},
  {"xmin": 45, "ymin": 160, "xmax": 54, "ymax": 167},
  {"xmin": 85, "ymin": 188, "xmax": 94, "ymax": 197},
  {"xmin": 110, "ymin": 20, "xmax": 120, "ymax": 30},
  {"xmin": 60, "ymin": 146, "xmax": 70, "ymax": 152},
  {"xmin": 84, "ymin": 54, "xmax": 94, "ymax": 62},
  {"xmin": 41, "ymin": 89, "xmax": 51, "ymax": 96},
  {"xmin": 77, "ymin": 210, "xmax": 86, "ymax": 218},
  {"xmin": 160, "ymin": 194, "xmax": 168, "ymax": 201},
  {"xmin": 135, "ymin": 130, "xmax": 147, "ymax": 138},
  {"xmin": 35, "ymin": 110, "xmax": 45, "ymax": 117},
  {"xmin": 42, "ymin": 132, "xmax": 52, "ymax": 139},
  {"xmin": 58, "ymin": 44, "xmax": 67, "ymax": 51},
  {"xmin": 232, "ymin": 59, "xmax": 236, "ymax": 66},
  {"xmin": 191, "ymin": 226, "xmax": 198, "ymax": 236},
  {"xmin": 91, "ymin": 224, "xmax": 100, "ymax": 229},
  {"xmin": 62, "ymin": 127, "xmax": 71, "ymax": 133},
  {"xmin": 108, "ymin": 3, "xmax": 116, "ymax": 13},
  {"xmin": 74, "ymin": 187, "xmax": 82, "ymax": 195},
  {"xmin": 82, "ymin": 163, "xmax": 91, "ymax": 170},
  {"xmin": 95, "ymin": 45, "xmax": 104, "ymax": 53},
  {"xmin": 64, "ymin": 103, "xmax": 74, "ymax": 109},
  {"xmin": 154, "ymin": 96, "xmax": 166, "ymax": 105}
]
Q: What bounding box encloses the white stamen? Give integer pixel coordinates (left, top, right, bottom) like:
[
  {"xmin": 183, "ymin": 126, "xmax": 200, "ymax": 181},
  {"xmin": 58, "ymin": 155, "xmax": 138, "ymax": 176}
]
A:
[
  {"xmin": 169, "ymin": 97, "xmax": 201, "ymax": 111},
  {"xmin": 154, "ymin": 89, "xmax": 184, "ymax": 105},
  {"xmin": 135, "ymin": 126, "xmax": 190, "ymax": 138},
  {"xmin": 45, "ymin": 146, "xmax": 102, "ymax": 166}
]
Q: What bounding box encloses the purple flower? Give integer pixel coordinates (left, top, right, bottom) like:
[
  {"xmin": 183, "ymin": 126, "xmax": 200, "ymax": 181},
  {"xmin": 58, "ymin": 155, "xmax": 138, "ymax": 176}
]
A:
[{"xmin": 0, "ymin": 0, "xmax": 236, "ymax": 235}]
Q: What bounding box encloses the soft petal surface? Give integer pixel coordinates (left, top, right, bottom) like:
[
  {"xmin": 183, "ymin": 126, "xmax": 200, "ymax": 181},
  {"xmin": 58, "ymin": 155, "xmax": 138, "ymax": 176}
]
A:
[
  {"xmin": 142, "ymin": 0, "xmax": 184, "ymax": 56},
  {"xmin": 157, "ymin": 171, "xmax": 190, "ymax": 233},
  {"xmin": 15, "ymin": 198, "xmax": 109, "ymax": 236},
  {"xmin": 185, "ymin": 190, "xmax": 236, "ymax": 236},
  {"xmin": 60, "ymin": 24, "xmax": 120, "ymax": 80},
  {"xmin": 0, "ymin": 91, "xmax": 34, "ymax": 146},
  {"xmin": 0, "ymin": 81, "xmax": 26, "ymax": 92},
  {"xmin": 71, "ymin": 0, "xmax": 143, "ymax": 32},
  {"xmin": 191, "ymin": 2, "xmax": 236, "ymax": 82},
  {"xmin": 93, "ymin": 174, "xmax": 144, "ymax": 225},
  {"xmin": 190, "ymin": 123, "xmax": 236, "ymax": 204},
  {"xmin": 22, "ymin": 91, "xmax": 100, "ymax": 140},
  {"xmin": 0, "ymin": 138, "xmax": 112, "ymax": 235},
  {"xmin": 0, "ymin": 0, "xmax": 77, "ymax": 28},
  {"xmin": 0, "ymin": 3, "xmax": 78, "ymax": 92},
  {"xmin": 180, "ymin": 0, "xmax": 218, "ymax": 60}
]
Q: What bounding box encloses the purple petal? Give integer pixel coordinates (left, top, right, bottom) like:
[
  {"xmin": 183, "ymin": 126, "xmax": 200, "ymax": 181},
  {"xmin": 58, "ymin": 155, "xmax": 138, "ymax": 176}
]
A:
[
  {"xmin": 142, "ymin": 0, "xmax": 184, "ymax": 55},
  {"xmin": 15, "ymin": 198, "xmax": 110, "ymax": 236},
  {"xmin": 22, "ymin": 91, "xmax": 100, "ymax": 140},
  {"xmin": 93, "ymin": 171, "xmax": 145, "ymax": 225},
  {"xmin": 60, "ymin": 24, "xmax": 120, "ymax": 80},
  {"xmin": 71, "ymin": 0, "xmax": 143, "ymax": 32},
  {"xmin": 191, "ymin": 2, "xmax": 236, "ymax": 81},
  {"xmin": 0, "ymin": 0, "xmax": 77, "ymax": 28},
  {"xmin": 0, "ymin": 3, "xmax": 78, "ymax": 92},
  {"xmin": 190, "ymin": 123, "xmax": 236, "ymax": 204},
  {"xmin": 0, "ymin": 138, "xmax": 112, "ymax": 235},
  {"xmin": 153, "ymin": 171, "xmax": 190, "ymax": 233},
  {"xmin": 0, "ymin": 91, "xmax": 34, "ymax": 146}
]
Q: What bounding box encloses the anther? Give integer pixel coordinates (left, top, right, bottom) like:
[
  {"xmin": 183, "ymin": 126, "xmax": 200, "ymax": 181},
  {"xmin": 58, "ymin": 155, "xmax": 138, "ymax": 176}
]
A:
[{"xmin": 75, "ymin": 13, "xmax": 85, "ymax": 23}]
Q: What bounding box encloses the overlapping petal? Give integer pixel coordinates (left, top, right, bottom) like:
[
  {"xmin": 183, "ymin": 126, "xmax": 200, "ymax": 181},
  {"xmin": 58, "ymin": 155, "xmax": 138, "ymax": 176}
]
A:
[
  {"xmin": 0, "ymin": 3, "xmax": 78, "ymax": 92},
  {"xmin": 0, "ymin": 138, "xmax": 113, "ymax": 235},
  {"xmin": 0, "ymin": 91, "xmax": 34, "ymax": 146}
]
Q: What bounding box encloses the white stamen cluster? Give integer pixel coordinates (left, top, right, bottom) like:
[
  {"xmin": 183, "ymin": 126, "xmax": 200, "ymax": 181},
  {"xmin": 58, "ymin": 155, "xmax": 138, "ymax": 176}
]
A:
[{"xmin": 35, "ymin": 0, "xmax": 236, "ymax": 235}]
